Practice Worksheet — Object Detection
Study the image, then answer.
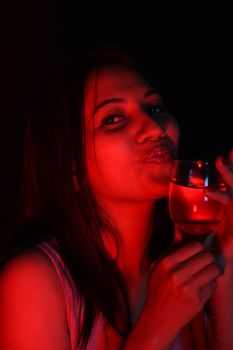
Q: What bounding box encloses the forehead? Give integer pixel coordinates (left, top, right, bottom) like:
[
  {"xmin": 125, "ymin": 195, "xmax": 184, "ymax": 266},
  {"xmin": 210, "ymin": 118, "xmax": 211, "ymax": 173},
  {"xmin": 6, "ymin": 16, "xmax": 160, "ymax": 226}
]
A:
[{"xmin": 84, "ymin": 64, "xmax": 152, "ymax": 109}]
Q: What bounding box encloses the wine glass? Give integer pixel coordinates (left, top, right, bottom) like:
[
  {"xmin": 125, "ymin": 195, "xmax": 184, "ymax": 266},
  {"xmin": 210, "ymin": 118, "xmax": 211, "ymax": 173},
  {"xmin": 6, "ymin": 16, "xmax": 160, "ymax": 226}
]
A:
[{"xmin": 168, "ymin": 159, "xmax": 226, "ymax": 242}]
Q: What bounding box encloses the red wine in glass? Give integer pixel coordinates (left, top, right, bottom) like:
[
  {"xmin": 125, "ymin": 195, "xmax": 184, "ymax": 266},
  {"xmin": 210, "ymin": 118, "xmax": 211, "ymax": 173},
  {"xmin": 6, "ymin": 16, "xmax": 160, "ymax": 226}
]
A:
[{"xmin": 169, "ymin": 160, "xmax": 226, "ymax": 242}]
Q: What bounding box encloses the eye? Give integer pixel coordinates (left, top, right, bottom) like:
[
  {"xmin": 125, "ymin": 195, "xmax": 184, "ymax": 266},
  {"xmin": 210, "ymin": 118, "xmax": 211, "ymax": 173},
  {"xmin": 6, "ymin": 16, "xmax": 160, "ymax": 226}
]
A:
[
  {"xmin": 102, "ymin": 114, "xmax": 126, "ymax": 128},
  {"xmin": 147, "ymin": 104, "xmax": 165, "ymax": 117}
]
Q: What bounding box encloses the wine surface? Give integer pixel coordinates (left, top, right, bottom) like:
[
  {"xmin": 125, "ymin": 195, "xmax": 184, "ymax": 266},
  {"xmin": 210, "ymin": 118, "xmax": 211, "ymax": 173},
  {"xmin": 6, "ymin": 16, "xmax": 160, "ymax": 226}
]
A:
[{"xmin": 169, "ymin": 181, "xmax": 225, "ymax": 235}]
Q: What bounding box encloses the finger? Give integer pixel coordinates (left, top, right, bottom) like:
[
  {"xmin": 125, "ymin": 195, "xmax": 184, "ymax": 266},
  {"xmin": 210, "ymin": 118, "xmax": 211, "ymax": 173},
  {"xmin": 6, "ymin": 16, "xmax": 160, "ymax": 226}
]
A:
[
  {"xmin": 205, "ymin": 188, "xmax": 233, "ymax": 206},
  {"xmin": 174, "ymin": 227, "xmax": 183, "ymax": 242},
  {"xmin": 191, "ymin": 263, "xmax": 222, "ymax": 287},
  {"xmin": 216, "ymin": 156, "xmax": 233, "ymax": 187},
  {"xmin": 177, "ymin": 250, "xmax": 215, "ymax": 276},
  {"xmin": 165, "ymin": 241, "xmax": 204, "ymax": 265},
  {"xmin": 228, "ymin": 148, "xmax": 233, "ymax": 163},
  {"xmin": 199, "ymin": 279, "xmax": 217, "ymax": 305}
]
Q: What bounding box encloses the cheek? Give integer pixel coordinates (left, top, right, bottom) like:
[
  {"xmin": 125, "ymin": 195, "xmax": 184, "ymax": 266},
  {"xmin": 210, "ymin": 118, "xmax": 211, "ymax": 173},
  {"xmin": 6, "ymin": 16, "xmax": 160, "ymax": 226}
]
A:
[
  {"xmin": 94, "ymin": 140, "xmax": 129, "ymax": 175},
  {"xmin": 85, "ymin": 135, "xmax": 129, "ymax": 183},
  {"xmin": 86, "ymin": 149, "xmax": 132, "ymax": 198}
]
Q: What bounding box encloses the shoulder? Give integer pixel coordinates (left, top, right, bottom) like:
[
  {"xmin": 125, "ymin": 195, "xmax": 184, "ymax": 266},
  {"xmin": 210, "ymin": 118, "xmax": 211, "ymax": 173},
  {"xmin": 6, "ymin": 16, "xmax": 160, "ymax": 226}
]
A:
[
  {"xmin": 0, "ymin": 247, "xmax": 71, "ymax": 350},
  {"xmin": 0, "ymin": 246, "xmax": 61, "ymax": 291}
]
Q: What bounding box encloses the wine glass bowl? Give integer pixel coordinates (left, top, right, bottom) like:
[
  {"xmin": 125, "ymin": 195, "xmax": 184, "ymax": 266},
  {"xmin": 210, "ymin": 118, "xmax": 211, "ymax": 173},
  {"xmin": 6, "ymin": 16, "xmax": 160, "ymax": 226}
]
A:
[{"xmin": 168, "ymin": 160, "xmax": 226, "ymax": 241}]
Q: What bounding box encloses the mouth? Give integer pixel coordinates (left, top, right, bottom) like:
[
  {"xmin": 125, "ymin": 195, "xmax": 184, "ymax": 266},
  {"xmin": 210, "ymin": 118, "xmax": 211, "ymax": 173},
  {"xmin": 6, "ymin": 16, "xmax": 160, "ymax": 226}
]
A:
[{"xmin": 143, "ymin": 142, "xmax": 177, "ymax": 164}]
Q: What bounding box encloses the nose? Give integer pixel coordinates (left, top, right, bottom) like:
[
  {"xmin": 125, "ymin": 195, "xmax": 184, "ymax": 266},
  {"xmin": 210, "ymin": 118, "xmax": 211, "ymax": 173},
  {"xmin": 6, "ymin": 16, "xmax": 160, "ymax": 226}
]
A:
[{"xmin": 135, "ymin": 113, "xmax": 167, "ymax": 144}]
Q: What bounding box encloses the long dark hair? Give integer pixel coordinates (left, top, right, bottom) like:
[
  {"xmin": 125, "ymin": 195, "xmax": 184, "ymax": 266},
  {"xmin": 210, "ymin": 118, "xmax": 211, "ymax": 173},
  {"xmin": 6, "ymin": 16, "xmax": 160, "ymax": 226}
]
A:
[{"xmin": 9, "ymin": 47, "xmax": 174, "ymax": 348}]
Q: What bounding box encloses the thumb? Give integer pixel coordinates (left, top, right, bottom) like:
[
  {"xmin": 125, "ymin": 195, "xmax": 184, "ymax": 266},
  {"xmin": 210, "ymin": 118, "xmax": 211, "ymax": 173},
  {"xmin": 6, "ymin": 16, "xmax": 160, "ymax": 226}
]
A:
[{"xmin": 174, "ymin": 227, "xmax": 183, "ymax": 242}]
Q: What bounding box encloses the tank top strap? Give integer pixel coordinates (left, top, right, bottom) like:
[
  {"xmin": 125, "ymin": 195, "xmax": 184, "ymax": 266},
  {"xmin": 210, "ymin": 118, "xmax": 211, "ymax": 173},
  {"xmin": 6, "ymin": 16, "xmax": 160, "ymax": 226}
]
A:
[{"xmin": 37, "ymin": 241, "xmax": 81, "ymax": 349}]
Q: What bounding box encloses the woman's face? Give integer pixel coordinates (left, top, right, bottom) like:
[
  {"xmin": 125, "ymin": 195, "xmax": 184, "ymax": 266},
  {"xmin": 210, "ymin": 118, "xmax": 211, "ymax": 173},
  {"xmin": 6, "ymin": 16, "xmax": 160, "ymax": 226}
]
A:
[{"xmin": 84, "ymin": 64, "xmax": 180, "ymax": 203}]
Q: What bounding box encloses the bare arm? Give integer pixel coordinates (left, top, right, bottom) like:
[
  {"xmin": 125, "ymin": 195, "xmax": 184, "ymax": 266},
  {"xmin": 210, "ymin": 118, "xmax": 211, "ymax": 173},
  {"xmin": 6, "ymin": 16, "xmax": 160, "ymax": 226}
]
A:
[{"xmin": 0, "ymin": 249, "xmax": 71, "ymax": 350}]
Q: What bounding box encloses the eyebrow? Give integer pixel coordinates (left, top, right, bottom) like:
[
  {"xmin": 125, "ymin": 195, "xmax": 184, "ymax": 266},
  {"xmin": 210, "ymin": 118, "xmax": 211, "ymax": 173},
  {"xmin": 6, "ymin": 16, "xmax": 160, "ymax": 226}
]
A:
[{"xmin": 92, "ymin": 89, "xmax": 159, "ymax": 116}]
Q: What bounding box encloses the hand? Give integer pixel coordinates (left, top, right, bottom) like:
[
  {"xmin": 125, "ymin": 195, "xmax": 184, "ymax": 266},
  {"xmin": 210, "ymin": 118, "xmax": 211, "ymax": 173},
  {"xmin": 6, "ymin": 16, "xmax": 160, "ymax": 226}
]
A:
[
  {"xmin": 205, "ymin": 148, "xmax": 233, "ymax": 262},
  {"xmin": 143, "ymin": 241, "xmax": 222, "ymax": 344}
]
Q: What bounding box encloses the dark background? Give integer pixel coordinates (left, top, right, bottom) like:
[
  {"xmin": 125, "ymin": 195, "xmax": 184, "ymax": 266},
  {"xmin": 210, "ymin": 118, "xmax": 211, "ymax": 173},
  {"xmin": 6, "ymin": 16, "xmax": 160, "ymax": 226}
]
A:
[{"xmin": 1, "ymin": 1, "xmax": 232, "ymax": 241}]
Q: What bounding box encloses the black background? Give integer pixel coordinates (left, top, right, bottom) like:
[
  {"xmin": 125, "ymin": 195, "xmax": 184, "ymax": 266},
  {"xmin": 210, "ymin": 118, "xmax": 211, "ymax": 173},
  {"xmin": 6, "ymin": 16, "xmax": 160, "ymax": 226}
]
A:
[{"xmin": 1, "ymin": 1, "xmax": 232, "ymax": 238}]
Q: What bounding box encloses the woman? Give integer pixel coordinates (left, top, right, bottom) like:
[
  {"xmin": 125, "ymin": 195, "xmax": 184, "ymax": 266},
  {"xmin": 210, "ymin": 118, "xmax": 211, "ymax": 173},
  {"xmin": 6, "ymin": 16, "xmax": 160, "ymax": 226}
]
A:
[{"xmin": 0, "ymin": 47, "xmax": 233, "ymax": 349}]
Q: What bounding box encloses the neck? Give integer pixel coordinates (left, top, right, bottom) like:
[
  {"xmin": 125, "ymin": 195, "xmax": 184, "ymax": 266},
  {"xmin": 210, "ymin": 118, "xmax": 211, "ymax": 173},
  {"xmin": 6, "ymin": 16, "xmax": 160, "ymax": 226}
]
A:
[{"xmin": 102, "ymin": 200, "xmax": 156, "ymax": 276}]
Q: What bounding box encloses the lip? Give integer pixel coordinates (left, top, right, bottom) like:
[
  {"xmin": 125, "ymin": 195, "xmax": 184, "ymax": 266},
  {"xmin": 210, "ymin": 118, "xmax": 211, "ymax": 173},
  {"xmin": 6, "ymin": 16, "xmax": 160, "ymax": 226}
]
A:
[{"xmin": 143, "ymin": 144, "xmax": 176, "ymax": 164}]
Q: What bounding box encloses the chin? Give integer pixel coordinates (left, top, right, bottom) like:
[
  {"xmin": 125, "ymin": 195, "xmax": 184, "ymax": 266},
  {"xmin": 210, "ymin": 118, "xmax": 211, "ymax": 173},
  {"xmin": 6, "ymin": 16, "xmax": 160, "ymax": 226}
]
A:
[{"xmin": 146, "ymin": 183, "xmax": 170, "ymax": 200}]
